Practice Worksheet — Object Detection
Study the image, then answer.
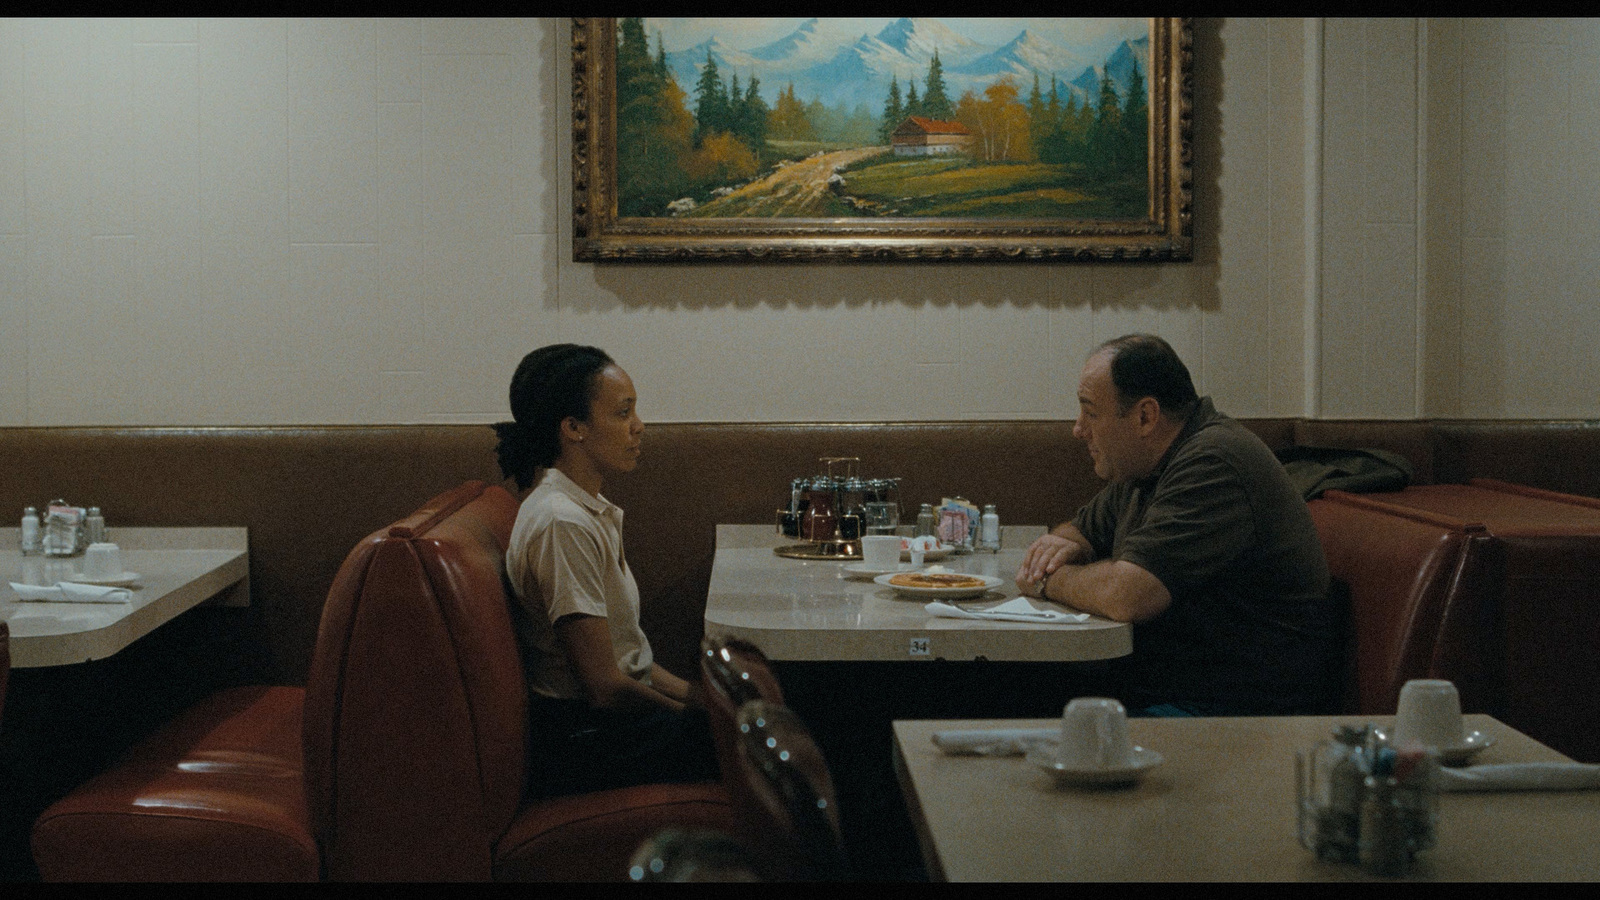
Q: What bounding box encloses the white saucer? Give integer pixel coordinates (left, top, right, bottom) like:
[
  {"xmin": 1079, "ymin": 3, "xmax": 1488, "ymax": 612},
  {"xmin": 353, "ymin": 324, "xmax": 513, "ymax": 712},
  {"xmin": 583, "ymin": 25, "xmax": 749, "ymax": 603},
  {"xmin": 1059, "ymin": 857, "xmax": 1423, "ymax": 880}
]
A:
[
  {"xmin": 1027, "ymin": 745, "xmax": 1164, "ymax": 786},
  {"xmin": 1438, "ymin": 730, "xmax": 1496, "ymax": 766},
  {"xmin": 1372, "ymin": 726, "xmax": 1496, "ymax": 766},
  {"xmin": 843, "ymin": 562, "xmax": 915, "ymax": 580},
  {"xmin": 64, "ymin": 571, "xmax": 142, "ymax": 587}
]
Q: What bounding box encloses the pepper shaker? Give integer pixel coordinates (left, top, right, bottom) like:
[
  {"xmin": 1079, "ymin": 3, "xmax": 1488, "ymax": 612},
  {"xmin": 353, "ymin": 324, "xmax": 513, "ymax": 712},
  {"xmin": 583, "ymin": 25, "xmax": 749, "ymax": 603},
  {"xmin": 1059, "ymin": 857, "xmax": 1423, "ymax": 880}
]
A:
[
  {"xmin": 1358, "ymin": 774, "xmax": 1412, "ymax": 877},
  {"xmin": 1298, "ymin": 723, "xmax": 1367, "ymax": 863}
]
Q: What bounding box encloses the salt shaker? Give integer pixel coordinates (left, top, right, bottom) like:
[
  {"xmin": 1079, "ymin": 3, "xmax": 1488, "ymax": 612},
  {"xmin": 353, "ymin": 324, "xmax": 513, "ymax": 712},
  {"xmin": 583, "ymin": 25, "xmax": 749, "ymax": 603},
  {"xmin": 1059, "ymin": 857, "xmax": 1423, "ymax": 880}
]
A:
[
  {"xmin": 21, "ymin": 506, "xmax": 42, "ymax": 556},
  {"xmin": 86, "ymin": 506, "xmax": 106, "ymax": 544},
  {"xmin": 915, "ymin": 503, "xmax": 936, "ymax": 538},
  {"xmin": 978, "ymin": 504, "xmax": 1001, "ymax": 552}
]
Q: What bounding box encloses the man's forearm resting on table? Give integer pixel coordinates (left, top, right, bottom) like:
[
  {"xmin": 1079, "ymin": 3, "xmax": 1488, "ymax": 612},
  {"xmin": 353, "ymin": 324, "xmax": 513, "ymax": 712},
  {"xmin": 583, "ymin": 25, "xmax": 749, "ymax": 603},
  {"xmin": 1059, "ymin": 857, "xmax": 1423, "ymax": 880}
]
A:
[{"xmin": 1040, "ymin": 559, "xmax": 1172, "ymax": 624}]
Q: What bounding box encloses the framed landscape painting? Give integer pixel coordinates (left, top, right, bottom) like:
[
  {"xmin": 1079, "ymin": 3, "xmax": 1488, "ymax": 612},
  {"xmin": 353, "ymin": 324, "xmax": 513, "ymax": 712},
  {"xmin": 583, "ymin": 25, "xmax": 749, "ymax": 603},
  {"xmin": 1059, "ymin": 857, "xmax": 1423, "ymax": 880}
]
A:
[{"xmin": 571, "ymin": 17, "xmax": 1191, "ymax": 262}]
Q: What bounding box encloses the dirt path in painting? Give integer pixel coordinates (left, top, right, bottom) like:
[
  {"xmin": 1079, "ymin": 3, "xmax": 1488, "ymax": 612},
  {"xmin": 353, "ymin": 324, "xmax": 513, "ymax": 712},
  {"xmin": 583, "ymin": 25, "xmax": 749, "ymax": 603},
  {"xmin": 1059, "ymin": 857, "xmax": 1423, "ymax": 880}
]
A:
[{"xmin": 692, "ymin": 146, "xmax": 886, "ymax": 218}]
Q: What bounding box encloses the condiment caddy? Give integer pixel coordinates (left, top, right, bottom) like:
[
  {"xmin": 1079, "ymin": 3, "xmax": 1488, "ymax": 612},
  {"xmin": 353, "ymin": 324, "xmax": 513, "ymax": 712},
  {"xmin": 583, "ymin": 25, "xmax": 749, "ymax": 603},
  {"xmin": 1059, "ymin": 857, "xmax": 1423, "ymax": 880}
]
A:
[
  {"xmin": 774, "ymin": 458, "xmax": 1003, "ymax": 560},
  {"xmin": 916, "ymin": 497, "xmax": 1002, "ymax": 554},
  {"xmin": 1297, "ymin": 723, "xmax": 1440, "ymax": 877},
  {"xmin": 775, "ymin": 457, "xmax": 900, "ymax": 560},
  {"xmin": 19, "ymin": 500, "xmax": 103, "ymax": 557}
]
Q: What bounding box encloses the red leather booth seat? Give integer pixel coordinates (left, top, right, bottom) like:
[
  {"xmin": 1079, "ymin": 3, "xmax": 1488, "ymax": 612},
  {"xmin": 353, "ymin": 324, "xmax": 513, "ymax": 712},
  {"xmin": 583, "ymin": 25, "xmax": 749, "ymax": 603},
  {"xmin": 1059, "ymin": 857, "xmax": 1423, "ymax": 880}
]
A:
[
  {"xmin": 302, "ymin": 479, "xmax": 732, "ymax": 881},
  {"xmin": 1342, "ymin": 480, "xmax": 1600, "ymax": 763},
  {"xmin": 1307, "ymin": 490, "xmax": 1503, "ymax": 718},
  {"xmin": 30, "ymin": 686, "xmax": 318, "ymax": 881},
  {"xmin": 34, "ymin": 481, "xmax": 732, "ymax": 881}
]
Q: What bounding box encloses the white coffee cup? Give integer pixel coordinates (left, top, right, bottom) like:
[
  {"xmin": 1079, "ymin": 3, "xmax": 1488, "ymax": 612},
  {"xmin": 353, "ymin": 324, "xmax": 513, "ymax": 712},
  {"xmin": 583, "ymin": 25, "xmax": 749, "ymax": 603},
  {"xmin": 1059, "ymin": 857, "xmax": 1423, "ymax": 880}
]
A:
[
  {"xmin": 1393, "ymin": 679, "xmax": 1463, "ymax": 749},
  {"xmin": 860, "ymin": 535, "xmax": 901, "ymax": 571},
  {"xmin": 1058, "ymin": 697, "xmax": 1132, "ymax": 769},
  {"xmin": 83, "ymin": 542, "xmax": 123, "ymax": 580}
]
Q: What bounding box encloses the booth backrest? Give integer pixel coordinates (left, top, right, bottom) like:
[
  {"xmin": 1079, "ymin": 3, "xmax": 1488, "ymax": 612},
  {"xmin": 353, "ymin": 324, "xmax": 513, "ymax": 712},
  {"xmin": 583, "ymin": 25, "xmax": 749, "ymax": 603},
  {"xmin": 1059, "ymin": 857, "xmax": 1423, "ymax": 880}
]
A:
[
  {"xmin": 1344, "ymin": 479, "xmax": 1600, "ymax": 763},
  {"xmin": 1308, "ymin": 490, "xmax": 1503, "ymax": 716},
  {"xmin": 302, "ymin": 480, "xmax": 527, "ymax": 881},
  {"xmin": 3, "ymin": 419, "xmax": 1594, "ymax": 692}
]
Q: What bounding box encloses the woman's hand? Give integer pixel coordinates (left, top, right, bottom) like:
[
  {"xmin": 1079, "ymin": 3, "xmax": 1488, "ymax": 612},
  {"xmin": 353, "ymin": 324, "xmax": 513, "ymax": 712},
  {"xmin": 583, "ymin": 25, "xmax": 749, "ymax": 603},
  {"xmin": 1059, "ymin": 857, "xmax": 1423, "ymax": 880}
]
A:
[{"xmin": 647, "ymin": 665, "xmax": 697, "ymax": 706}]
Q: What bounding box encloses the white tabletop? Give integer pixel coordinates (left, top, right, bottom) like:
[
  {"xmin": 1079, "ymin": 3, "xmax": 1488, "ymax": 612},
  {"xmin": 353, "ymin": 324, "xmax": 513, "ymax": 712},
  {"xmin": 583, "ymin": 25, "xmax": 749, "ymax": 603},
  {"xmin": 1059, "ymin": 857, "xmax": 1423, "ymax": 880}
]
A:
[
  {"xmin": 893, "ymin": 714, "xmax": 1600, "ymax": 882},
  {"xmin": 703, "ymin": 524, "xmax": 1131, "ymax": 663},
  {"xmin": 2, "ymin": 526, "xmax": 249, "ymax": 668}
]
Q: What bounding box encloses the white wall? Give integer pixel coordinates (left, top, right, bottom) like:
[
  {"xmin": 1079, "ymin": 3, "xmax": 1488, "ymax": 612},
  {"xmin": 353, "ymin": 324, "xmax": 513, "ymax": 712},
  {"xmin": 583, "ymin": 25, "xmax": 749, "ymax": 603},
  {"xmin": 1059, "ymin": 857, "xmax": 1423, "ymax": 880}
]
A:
[
  {"xmin": 1318, "ymin": 18, "xmax": 1424, "ymax": 419},
  {"xmin": 1314, "ymin": 17, "xmax": 1600, "ymax": 420},
  {"xmin": 1432, "ymin": 18, "xmax": 1600, "ymax": 419},
  {"xmin": 2, "ymin": 18, "xmax": 556, "ymax": 425},
  {"xmin": 0, "ymin": 18, "xmax": 1594, "ymax": 426}
]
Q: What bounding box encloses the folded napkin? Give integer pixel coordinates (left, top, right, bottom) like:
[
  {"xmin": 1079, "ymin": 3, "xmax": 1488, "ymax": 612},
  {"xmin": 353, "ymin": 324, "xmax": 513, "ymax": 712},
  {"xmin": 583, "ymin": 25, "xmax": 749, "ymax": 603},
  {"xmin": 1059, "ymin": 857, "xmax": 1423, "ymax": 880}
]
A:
[
  {"xmin": 9, "ymin": 581, "xmax": 133, "ymax": 604},
  {"xmin": 925, "ymin": 596, "xmax": 1089, "ymax": 624},
  {"xmin": 932, "ymin": 728, "xmax": 1057, "ymax": 756},
  {"xmin": 1436, "ymin": 762, "xmax": 1600, "ymax": 792}
]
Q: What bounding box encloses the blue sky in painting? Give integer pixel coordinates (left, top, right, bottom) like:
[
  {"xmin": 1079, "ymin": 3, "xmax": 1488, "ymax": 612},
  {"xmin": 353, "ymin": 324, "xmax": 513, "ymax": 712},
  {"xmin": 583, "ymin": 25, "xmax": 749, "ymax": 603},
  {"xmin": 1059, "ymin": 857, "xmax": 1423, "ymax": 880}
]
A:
[
  {"xmin": 646, "ymin": 18, "xmax": 1146, "ymax": 57},
  {"xmin": 638, "ymin": 17, "xmax": 1151, "ymax": 113}
]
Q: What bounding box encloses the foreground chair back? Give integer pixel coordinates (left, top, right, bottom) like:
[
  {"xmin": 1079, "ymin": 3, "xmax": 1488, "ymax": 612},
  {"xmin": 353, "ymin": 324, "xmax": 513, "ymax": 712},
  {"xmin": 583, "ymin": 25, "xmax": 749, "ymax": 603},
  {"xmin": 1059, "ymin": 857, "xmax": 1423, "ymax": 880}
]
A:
[
  {"xmin": 700, "ymin": 635, "xmax": 784, "ymax": 778},
  {"xmin": 731, "ymin": 700, "xmax": 848, "ymax": 881},
  {"xmin": 1, "ymin": 621, "xmax": 9, "ymax": 730},
  {"xmin": 628, "ymin": 828, "xmax": 761, "ymax": 882}
]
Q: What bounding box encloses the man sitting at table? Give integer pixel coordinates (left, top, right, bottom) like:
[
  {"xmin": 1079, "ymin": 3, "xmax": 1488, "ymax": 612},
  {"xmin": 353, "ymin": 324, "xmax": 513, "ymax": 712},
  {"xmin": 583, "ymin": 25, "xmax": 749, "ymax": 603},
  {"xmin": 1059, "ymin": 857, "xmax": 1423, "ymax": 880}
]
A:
[{"xmin": 1016, "ymin": 334, "xmax": 1337, "ymax": 716}]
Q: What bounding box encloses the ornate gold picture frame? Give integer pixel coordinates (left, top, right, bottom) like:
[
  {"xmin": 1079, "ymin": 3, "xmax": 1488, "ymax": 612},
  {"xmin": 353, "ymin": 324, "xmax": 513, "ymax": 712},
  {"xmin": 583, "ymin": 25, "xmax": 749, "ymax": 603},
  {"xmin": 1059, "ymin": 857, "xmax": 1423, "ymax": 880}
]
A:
[{"xmin": 572, "ymin": 17, "xmax": 1191, "ymax": 262}]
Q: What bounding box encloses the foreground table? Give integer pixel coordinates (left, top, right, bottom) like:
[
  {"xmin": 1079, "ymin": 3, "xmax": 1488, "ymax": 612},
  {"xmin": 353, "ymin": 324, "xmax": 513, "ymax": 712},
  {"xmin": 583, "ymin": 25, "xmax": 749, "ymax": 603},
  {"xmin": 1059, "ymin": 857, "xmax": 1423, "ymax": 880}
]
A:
[
  {"xmin": 893, "ymin": 714, "xmax": 1600, "ymax": 881},
  {"xmin": 1, "ymin": 527, "xmax": 248, "ymax": 668},
  {"xmin": 704, "ymin": 524, "xmax": 1131, "ymax": 662}
]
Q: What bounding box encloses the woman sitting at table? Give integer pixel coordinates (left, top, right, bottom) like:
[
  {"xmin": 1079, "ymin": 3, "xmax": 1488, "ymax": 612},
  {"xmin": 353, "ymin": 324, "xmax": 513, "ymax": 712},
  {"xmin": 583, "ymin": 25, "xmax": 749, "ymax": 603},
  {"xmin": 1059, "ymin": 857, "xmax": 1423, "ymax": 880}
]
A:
[{"xmin": 493, "ymin": 343, "xmax": 716, "ymax": 798}]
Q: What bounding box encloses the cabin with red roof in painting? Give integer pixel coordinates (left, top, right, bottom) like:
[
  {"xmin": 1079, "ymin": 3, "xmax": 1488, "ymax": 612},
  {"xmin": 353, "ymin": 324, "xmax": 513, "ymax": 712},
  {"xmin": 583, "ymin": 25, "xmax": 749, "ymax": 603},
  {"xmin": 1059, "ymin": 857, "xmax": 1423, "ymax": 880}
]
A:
[{"xmin": 890, "ymin": 116, "xmax": 972, "ymax": 156}]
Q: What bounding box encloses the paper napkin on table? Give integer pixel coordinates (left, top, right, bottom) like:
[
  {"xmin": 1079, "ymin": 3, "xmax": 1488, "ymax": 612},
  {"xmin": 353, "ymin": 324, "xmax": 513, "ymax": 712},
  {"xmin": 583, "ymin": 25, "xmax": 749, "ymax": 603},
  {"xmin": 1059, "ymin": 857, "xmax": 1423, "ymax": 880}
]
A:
[
  {"xmin": 925, "ymin": 596, "xmax": 1089, "ymax": 624},
  {"xmin": 932, "ymin": 728, "xmax": 1057, "ymax": 756},
  {"xmin": 1436, "ymin": 762, "xmax": 1600, "ymax": 792},
  {"xmin": 9, "ymin": 582, "xmax": 133, "ymax": 603}
]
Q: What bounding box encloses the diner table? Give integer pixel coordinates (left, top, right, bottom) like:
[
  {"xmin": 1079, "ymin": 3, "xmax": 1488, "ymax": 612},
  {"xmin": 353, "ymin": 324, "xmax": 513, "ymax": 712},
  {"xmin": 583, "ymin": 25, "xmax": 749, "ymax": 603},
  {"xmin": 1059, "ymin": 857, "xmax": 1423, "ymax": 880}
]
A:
[
  {"xmin": 1, "ymin": 527, "xmax": 249, "ymax": 668},
  {"xmin": 892, "ymin": 714, "xmax": 1600, "ymax": 881},
  {"xmin": 702, "ymin": 524, "xmax": 1131, "ymax": 663}
]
